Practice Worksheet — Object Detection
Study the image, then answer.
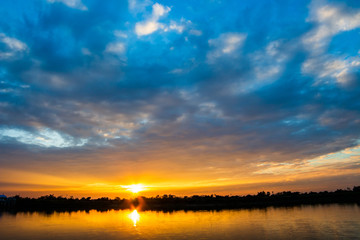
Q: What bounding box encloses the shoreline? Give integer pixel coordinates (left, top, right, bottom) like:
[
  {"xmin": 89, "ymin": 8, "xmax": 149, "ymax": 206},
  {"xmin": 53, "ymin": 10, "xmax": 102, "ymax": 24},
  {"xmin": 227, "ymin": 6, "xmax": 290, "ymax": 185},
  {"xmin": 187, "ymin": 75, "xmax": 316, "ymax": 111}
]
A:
[{"xmin": 1, "ymin": 187, "xmax": 359, "ymax": 212}]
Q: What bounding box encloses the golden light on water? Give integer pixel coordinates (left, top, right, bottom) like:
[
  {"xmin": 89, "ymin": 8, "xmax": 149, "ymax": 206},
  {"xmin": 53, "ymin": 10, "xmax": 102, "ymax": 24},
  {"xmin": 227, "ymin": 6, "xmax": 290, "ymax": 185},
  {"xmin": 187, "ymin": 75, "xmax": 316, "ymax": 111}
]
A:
[
  {"xmin": 129, "ymin": 210, "xmax": 140, "ymax": 227},
  {"xmin": 1, "ymin": 206, "xmax": 359, "ymax": 239}
]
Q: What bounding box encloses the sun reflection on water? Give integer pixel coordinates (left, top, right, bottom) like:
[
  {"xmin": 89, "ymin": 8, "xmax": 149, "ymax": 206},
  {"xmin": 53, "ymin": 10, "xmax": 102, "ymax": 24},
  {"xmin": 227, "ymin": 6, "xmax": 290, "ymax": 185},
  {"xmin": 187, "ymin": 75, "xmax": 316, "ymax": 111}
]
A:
[
  {"xmin": 129, "ymin": 210, "xmax": 140, "ymax": 227},
  {"xmin": 0, "ymin": 206, "xmax": 359, "ymax": 239}
]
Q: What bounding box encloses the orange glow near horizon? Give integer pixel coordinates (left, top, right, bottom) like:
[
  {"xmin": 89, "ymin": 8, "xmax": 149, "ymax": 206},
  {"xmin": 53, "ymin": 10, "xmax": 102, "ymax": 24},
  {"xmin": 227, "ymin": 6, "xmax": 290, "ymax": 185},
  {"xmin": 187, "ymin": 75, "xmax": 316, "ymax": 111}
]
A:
[
  {"xmin": 124, "ymin": 184, "xmax": 146, "ymax": 194},
  {"xmin": 1, "ymin": 145, "xmax": 360, "ymax": 198}
]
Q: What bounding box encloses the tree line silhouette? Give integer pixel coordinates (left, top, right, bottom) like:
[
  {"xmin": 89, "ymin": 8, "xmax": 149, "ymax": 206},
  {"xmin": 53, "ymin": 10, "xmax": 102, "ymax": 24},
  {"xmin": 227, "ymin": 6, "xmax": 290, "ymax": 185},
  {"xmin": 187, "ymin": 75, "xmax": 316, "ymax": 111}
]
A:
[{"xmin": 1, "ymin": 186, "xmax": 359, "ymax": 212}]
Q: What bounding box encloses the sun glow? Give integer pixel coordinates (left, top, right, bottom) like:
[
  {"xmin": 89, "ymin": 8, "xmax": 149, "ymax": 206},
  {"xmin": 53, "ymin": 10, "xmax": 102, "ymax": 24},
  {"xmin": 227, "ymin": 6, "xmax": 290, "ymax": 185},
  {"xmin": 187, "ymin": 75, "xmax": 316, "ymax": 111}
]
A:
[{"xmin": 125, "ymin": 184, "xmax": 145, "ymax": 194}]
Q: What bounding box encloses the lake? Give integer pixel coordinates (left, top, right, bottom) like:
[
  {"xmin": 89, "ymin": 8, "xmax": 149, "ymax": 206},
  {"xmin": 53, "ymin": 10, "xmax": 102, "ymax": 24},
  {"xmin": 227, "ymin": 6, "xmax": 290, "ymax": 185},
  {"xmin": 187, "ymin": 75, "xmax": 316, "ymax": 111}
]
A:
[{"xmin": 0, "ymin": 204, "xmax": 359, "ymax": 239}]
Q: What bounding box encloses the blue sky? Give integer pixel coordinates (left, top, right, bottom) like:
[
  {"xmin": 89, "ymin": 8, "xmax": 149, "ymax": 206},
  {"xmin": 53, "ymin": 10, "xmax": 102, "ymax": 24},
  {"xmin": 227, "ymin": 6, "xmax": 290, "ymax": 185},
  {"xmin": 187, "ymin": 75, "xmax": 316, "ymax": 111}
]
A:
[{"xmin": 0, "ymin": 0, "xmax": 360, "ymax": 197}]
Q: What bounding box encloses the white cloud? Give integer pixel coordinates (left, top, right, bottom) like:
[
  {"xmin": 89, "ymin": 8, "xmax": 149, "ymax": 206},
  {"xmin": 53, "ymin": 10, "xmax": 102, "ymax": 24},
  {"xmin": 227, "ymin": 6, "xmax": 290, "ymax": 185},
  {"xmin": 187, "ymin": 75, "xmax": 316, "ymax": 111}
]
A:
[
  {"xmin": 222, "ymin": 35, "xmax": 244, "ymax": 53},
  {"xmin": 207, "ymin": 33, "xmax": 246, "ymax": 62},
  {"xmin": 0, "ymin": 34, "xmax": 26, "ymax": 51},
  {"xmin": 165, "ymin": 18, "xmax": 195, "ymax": 35},
  {"xmin": 135, "ymin": 3, "xmax": 171, "ymax": 36},
  {"xmin": 135, "ymin": 21, "xmax": 161, "ymax": 36},
  {"xmin": 301, "ymin": 0, "xmax": 360, "ymax": 87},
  {"xmin": 252, "ymin": 40, "xmax": 289, "ymax": 80},
  {"xmin": 152, "ymin": 3, "xmax": 170, "ymax": 17},
  {"xmin": 133, "ymin": 3, "xmax": 192, "ymax": 36},
  {"xmin": 303, "ymin": 0, "xmax": 360, "ymax": 54},
  {"xmin": 0, "ymin": 33, "xmax": 27, "ymax": 59},
  {"xmin": 128, "ymin": 0, "xmax": 152, "ymax": 14},
  {"xmin": 169, "ymin": 21, "xmax": 185, "ymax": 33},
  {"xmin": 47, "ymin": 0, "xmax": 87, "ymax": 10},
  {"xmin": 103, "ymin": 31, "xmax": 128, "ymax": 56},
  {"xmin": 302, "ymin": 55, "xmax": 360, "ymax": 87},
  {"xmin": 105, "ymin": 42, "xmax": 126, "ymax": 55},
  {"xmin": 0, "ymin": 127, "xmax": 87, "ymax": 148},
  {"xmin": 231, "ymin": 40, "xmax": 294, "ymax": 94}
]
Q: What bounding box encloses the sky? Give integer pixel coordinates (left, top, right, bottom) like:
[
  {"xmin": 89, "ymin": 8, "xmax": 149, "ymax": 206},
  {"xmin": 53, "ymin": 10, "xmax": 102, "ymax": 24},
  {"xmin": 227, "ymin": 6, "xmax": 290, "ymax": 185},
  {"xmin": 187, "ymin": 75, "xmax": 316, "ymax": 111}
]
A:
[{"xmin": 0, "ymin": 0, "xmax": 360, "ymax": 198}]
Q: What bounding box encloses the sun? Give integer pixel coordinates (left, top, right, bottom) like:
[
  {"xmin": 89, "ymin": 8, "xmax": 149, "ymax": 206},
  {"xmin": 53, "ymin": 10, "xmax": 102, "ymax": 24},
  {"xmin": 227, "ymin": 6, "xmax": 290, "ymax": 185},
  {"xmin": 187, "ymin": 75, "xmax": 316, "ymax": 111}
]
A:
[{"xmin": 126, "ymin": 184, "xmax": 145, "ymax": 194}]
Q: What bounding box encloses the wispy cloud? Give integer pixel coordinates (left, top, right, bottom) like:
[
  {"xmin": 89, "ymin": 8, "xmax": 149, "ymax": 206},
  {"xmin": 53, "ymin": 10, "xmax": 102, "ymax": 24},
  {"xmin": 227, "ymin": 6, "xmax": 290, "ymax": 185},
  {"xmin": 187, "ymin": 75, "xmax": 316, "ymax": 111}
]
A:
[
  {"xmin": 0, "ymin": 33, "xmax": 27, "ymax": 59},
  {"xmin": 207, "ymin": 33, "xmax": 246, "ymax": 62},
  {"xmin": 47, "ymin": 0, "xmax": 87, "ymax": 10},
  {"xmin": 0, "ymin": 127, "xmax": 87, "ymax": 148}
]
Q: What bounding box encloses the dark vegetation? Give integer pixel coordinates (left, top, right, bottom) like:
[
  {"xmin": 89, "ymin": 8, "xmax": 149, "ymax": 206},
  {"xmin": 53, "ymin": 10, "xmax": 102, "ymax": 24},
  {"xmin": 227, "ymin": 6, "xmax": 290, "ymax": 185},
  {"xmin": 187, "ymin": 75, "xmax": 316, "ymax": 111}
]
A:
[{"xmin": 1, "ymin": 186, "xmax": 359, "ymax": 212}]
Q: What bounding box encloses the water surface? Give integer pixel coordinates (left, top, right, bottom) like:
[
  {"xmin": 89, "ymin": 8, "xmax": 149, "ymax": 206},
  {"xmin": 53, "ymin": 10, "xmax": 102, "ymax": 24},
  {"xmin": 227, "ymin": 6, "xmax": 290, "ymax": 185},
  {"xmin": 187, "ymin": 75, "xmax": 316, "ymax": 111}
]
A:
[{"xmin": 1, "ymin": 204, "xmax": 359, "ymax": 239}]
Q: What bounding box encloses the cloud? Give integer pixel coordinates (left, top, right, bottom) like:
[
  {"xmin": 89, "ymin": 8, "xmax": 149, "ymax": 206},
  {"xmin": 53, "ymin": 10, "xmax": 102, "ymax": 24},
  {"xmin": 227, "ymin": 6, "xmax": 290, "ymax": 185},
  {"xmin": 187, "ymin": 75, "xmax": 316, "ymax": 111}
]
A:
[
  {"xmin": 255, "ymin": 145, "xmax": 360, "ymax": 176},
  {"xmin": 47, "ymin": 0, "xmax": 88, "ymax": 11},
  {"xmin": 0, "ymin": 127, "xmax": 87, "ymax": 148},
  {"xmin": 105, "ymin": 42, "xmax": 126, "ymax": 55},
  {"xmin": 135, "ymin": 3, "xmax": 171, "ymax": 36},
  {"xmin": 207, "ymin": 33, "xmax": 246, "ymax": 62},
  {"xmin": 189, "ymin": 29, "xmax": 202, "ymax": 36},
  {"xmin": 128, "ymin": 0, "xmax": 152, "ymax": 14},
  {"xmin": 237, "ymin": 39, "xmax": 296, "ymax": 93},
  {"xmin": 303, "ymin": 0, "xmax": 360, "ymax": 54},
  {"xmin": 0, "ymin": 33, "xmax": 27, "ymax": 59},
  {"xmin": 301, "ymin": 0, "xmax": 360, "ymax": 88},
  {"xmin": 135, "ymin": 21, "xmax": 160, "ymax": 36},
  {"xmin": 114, "ymin": 30, "xmax": 128, "ymax": 39},
  {"xmin": 169, "ymin": 21, "xmax": 185, "ymax": 33},
  {"xmin": 152, "ymin": 3, "xmax": 170, "ymax": 17},
  {"xmin": 302, "ymin": 55, "xmax": 360, "ymax": 87},
  {"xmin": 166, "ymin": 18, "xmax": 195, "ymax": 34}
]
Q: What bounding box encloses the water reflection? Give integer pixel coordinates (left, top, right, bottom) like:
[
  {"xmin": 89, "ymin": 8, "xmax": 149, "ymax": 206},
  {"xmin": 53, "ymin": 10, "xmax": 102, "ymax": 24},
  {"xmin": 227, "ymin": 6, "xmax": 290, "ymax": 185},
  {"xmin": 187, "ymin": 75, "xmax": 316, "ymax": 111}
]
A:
[
  {"xmin": 129, "ymin": 209, "xmax": 140, "ymax": 227},
  {"xmin": 0, "ymin": 204, "xmax": 359, "ymax": 240}
]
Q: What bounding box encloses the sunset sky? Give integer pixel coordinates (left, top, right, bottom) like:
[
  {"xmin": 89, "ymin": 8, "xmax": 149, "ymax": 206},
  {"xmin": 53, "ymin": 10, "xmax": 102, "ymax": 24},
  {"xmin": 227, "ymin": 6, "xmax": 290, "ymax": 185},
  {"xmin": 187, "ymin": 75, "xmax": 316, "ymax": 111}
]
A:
[{"xmin": 1, "ymin": 0, "xmax": 360, "ymax": 198}]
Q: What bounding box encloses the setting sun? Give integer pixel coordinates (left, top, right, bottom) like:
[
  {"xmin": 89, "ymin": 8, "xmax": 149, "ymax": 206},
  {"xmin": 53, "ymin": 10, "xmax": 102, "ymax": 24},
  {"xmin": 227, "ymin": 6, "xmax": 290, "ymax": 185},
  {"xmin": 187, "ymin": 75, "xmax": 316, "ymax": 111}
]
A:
[{"xmin": 125, "ymin": 184, "xmax": 145, "ymax": 194}]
